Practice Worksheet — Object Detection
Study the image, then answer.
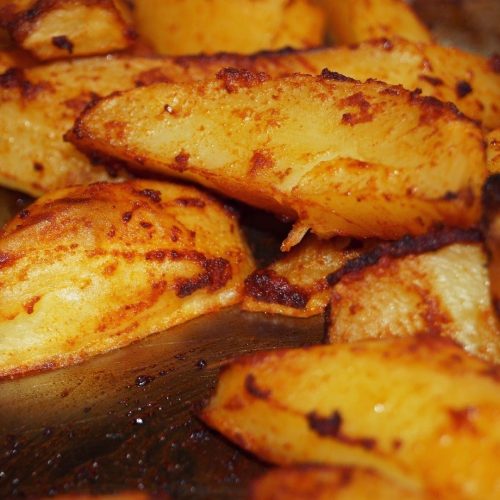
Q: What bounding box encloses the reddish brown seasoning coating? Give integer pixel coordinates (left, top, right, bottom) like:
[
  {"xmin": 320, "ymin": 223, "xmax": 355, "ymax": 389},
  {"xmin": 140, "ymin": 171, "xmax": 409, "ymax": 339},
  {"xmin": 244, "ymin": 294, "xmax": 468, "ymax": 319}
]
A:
[
  {"xmin": 244, "ymin": 373, "xmax": 271, "ymax": 400},
  {"xmin": 320, "ymin": 68, "xmax": 358, "ymax": 83},
  {"xmin": 216, "ymin": 67, "xmax": 270, "ymax": 93},
  {"xmin": 23, "ymin": 295, "xmax": 41, "ymax": 314},
  {"xmin": 175, "ymin": 257, "xmax": 231, "ymax": 297},
  {"xmin": 138, "ymin": 188, "xmax": 162, "ymax": 203},
  {"xmin": 244, "ymin": 269, "xmax": 309, "ymax": 309},
  {"xmin": 418, "ymin": 74, "xmax": 444, "ymax": 86},
  {"xmin": 174, "ymin": 197, "xmax": 206, "ymax": 208},
  {"xmin": 340, "ymin": 92, "xmax": 374, "ymax": 126},
  {"xmin": 0, "ymin": 68, "xmax": 49, "ymax": 99},
  {"xmin": 249, "ymin": 149, "xmax": 275, "ymax": 175}
]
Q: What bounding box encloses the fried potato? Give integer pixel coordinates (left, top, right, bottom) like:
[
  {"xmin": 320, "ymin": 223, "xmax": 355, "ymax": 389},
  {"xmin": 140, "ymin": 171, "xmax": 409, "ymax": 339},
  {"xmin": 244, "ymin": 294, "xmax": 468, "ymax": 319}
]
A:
[
  {"xmin": 487, "ymin": 129, "xmax": 500, "ymax": 173},
  {"xmin": 133, "ymin": 0, "xmax": 325, "ymax": 56},
  {"xmin": 325, "ymin": 235, "xmax": 500, "ymax": 363},
  {"xmin": 250, "ymin": 466, "xmax": 427, "ymax": 500},
  {"xmin": 242, "ymin": 236, "xmax": 372, "ymax": 318},
  {"xmin": 69, "ymin": 71, "xmax": 485, "ymax": 245},
  {"xmin": 0, "ymin": 47, "xmax": 35, "ymax": 71},
  {"xmin": 0, "ymin": 0, "xmax": 135, "ymax": 60},
  {"xmin": 315, "ymin": 0, "xmax": 432, "ymax": 45},
  {"xmin": 0, "ymin": 180, "xmax": 254, "ymax": 378},
  {"xmin": 483, "ymin": 174, "xmax": 500, "ymax": 322},
  {"xmin": 202, "ymin": 337, "xmax": 500, "ymax": 499},
  {"xmin": 3, "ymin": 39, "xmax": 497, "ymax": 197}
]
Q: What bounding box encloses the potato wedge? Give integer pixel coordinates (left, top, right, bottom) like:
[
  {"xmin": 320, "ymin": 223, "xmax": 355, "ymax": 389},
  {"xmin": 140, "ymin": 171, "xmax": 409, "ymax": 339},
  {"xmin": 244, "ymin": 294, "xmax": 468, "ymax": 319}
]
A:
[
  {"xmin": 69, "ymin": 71, "xmax": 485, "ymax": 244},
  {"xmin": 242, "ymin": 236, "xmax": 373, "ymax": 317},
  {"xmin": 3, "ymin": 39, "xmax": 497, "ymax": 197},
  {"xmin": 487, "ymin": 129, "xmax": 500, "ymax": 173},
  {"xmin": 202, "ymin": 337, "xmax": 500, "ymax": 499},
  {"xmin": 483, "ymin": 174, "xmax": 500, "ymax": 322},
  {"xmin": 315, "ymin": 0, "xmax": 432, "ymax": 45},
  {"xmin": 133, "ymin": 0, "xmax": 325, "ymax": 56},
  {"xmin": 0, "ymin": 180, "xmax": 254, "ymax": 378},
  {"xmin": 250, "ymin": 466, "xmax": 427, "ymax": 500},
  {"xmin": 0, "ymin": 0, "xmax": 135, "ymax": 60},
  {"xmin": 325, "ymin": 233, "xmax": 500, "ymax": 363}
]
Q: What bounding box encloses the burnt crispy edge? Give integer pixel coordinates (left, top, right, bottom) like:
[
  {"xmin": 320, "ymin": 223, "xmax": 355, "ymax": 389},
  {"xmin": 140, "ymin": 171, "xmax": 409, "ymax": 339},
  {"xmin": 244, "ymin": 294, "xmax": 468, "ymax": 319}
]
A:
[{"xmin": 326, "ymin": 228, "xmax": 482, "ymax": 286}]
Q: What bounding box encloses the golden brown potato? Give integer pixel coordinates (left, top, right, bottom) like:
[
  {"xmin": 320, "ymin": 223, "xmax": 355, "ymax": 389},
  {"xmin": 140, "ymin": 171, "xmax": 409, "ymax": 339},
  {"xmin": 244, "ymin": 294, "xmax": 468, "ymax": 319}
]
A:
[
  {"xmin": 0, "ymin": 0, "xmax": 135, "ymax": 60},
  {"xmin": 0, "ymin": 180, "xmax": 254, "ymax": 379},
  {"xmin": 242, "ymin": 236, "xmax": 373, "ymax": 317},
  {"xmin": 133, "ymin": 0, "xmax": 325, "ymax": 56},
  {"xmin": 483, "ymin": 174, "xmax": 500, "ymax": 322},
  {"xmin": 202, "ymin": 337, "xmax": 500, "ymax": 499},
  {"xmin": 487, "ymin": 129, "xmax": 500, "ymax": 173},
  {"xmin": 3, "ymin": 39, "xmax": 497, "ymax": 197},
  {"xmin": 250, "ymin": 466, "xmax": 427, "ymax": 500},
  {"xmin": 69, "ymin": 71, "xmax": 485, "ymax": 245},
  {"xmin": 316, "ymin": 0, "xmax": 432, "ymax": 45},
  {"xmin": 325, "ymin": 233, "xmax": 500, "ymax": 363}
]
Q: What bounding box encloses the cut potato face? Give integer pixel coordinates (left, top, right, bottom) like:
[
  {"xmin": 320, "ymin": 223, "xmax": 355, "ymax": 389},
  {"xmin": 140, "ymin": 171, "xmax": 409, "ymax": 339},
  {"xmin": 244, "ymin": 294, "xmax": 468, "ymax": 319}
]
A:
[
  {"xmin": 250, "ymin": 466, "xmax": 427, "ymax": 500},
  {"xmin": 0, "ymin": 180, "xmax": 254, "ymax": 378},
  {"xmin": 483, "ymin": 174, "xmax": 500, "ymax": 322},
  {"xmin": 315, "ymin": 0, "xmax": 432, "ymax": 45},
  {"xmin": 487, "ymin": 129, "xmax": 500, "ymax": 173},
  {"xmin": 1, "ymin": 0, "xmax": 134, "ymax": 60},
  {"xmin": 242, "ymin": 235, "xmax": 373, "ymax": 317},
  {"xmin": 133, "ymin": 0, "xmax": 325, "ymax": 56},
  {"xmin": 202, "ymin": 337, "xmax": 500, "ymax": 499},
  {"xmin": 326, "ymin": 240, "xmax": 500, "ymax": 363},
  {"xmin": 2, "ymin": 38, "xmax": 497, "ymax": 197},
  {"xmin": 69, "ymin": 72, "xmax": 486, "ymax": 244}
]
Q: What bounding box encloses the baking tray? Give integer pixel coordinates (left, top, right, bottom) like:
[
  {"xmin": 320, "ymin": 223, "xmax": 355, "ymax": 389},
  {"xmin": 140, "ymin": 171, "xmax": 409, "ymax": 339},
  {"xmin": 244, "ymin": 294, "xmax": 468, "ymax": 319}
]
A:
[{"xmin": 0, "ymin": 1, "xmax": 498, "ymax": 498}]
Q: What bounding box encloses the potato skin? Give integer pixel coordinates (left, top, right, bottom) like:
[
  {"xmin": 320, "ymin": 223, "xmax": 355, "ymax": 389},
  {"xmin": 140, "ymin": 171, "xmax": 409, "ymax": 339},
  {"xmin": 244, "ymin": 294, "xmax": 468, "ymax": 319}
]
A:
[
  {"xmin": 487, "ymin": 129, "xmax": 500, "ymax": 173},
  {"xmin": 326, "ymin": 240, "xmax": 500, "ymax": 363},
  {"xmin": 69, "ymin": 72, "xmax": 486, "ymax": 243},
  {"xmin": 202, "ymin": 337, "xmax": 500, "ymax": 499},
  {"xmin": 133, "ymin": 0, "xmax": 325, "ymax": 56},
  {"xmin": 0, "ymin": 180, "xmax": 254, "ymax": 378},
  {"xmin": 1, "ymin": 0, "xmax": 135, "ymax": 60}
]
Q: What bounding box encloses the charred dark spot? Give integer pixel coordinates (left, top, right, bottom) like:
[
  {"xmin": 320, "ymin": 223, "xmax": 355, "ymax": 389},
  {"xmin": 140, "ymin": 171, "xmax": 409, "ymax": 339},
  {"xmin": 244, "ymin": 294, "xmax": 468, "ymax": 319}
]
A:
[
  {"xmin": 488, "ymin": 53, "xmax": 500, "ymax": 73},
  {"xmin": 379, "ymin": 85, "xmax": 404, "ymax": 96},
  {"xmin": 456, "ymin": 80, "xmax": 472, "ymax": 98},
  {"xmin": 0, "ymin": 68, "xmax": 49, "ymax": 99},
  {"xmin": 340, "ymin": 92, "xmax": 373, "ymax": 126},
  {"xmin": 138, "ymin": 189, "xmax": 162, "ymax": 203},
  {"xmin": 145, "ymin": 250, "xmax": 166, "ymax": 262},
  {"xmin": 381, "ymin": 38, "xmax": 393, "ymax": 50},
  {"xmin": 135, "ymin": 375, "xmax": 155, "ymax": 388},
  {"xmin": 23, "ymin": 296, "xmax": 40, "ymax": 314},
  {"xmin": 307, "ymin": 411, "xmax": 376, "ymax": 449},
  {"xmin": 64, "ymin": 92, "xmax": 101, "ymax": 114},
  {"xmin": 0, "ymin": 252, "xmax": 15, "ymax": 269},
  {"xmin": 418, "ymin": 74, "xmax": 444, "ymax": 86},
  {"xmin": 175, "ymin": 258, "xmax": 231, "ymax": 297},
  {"xmin": 320, "ymin": 69, "xmax": 357, "ymax": 83},
  {"xmin": 322, "ymin": 302, "xmax": 333, "ymax": 344},
  {"xmin": 122, "ymin": 211, "xmax": 132, "ymax": 223},
  {"xmin": 327, "ymin": 228, "xmax": 482, "ymax": 286},
  {"xmin": 249, "ymin": 150, "xmax": 275, "ymax": 175},
  {"xmin": 33, "ymin": 162, "xmax": 44, "ymax": 172},
  {"xmin": 164, "ymin": 104, "xmax": 174, "ymax": 114},
  {"xmin": 18, "ymin": 209, "xmax": 30, "ymax": 219},
  {"xmin": 216, "ymin": 67, "xmax": 269, "ymax": 93},
  {"xmin": 482, "ymin": 174, "xmax": 500, "ymax": 213},
  {"xmin": 170, "ymin": 226, "xmax": 181, "ymax": 242},
  {"xmin": 51, "ymin": 35, "xmax": 73, "ymax": 53},
  {"xmin": 410, "ymin": 91, "xmax": 467, "ymax": 125},
  {"xmin": 140, "ymin": 221, "xmax": 152, "ymax": 229},
  {"xmin": 245, "ymin": 269, "xmax": 309, "ymax": 309},
  {"xmin": 174, "ymin": 198, "xmax": 206, "ymax": 208},
  {"xmin": 244, "ymin": 374, "xmax": 271, "ymax": 399},
  {"xmin": 442, "ymin": 191, "xmax": 458, "ymax": 200},
  {"xmin": 392, "ymin": 439, "xmax": 402, "ymax": 450}
]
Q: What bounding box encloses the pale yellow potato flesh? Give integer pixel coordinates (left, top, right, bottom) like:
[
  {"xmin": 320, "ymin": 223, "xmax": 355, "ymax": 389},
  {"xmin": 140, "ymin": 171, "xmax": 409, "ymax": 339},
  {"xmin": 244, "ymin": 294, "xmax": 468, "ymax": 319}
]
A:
[
  {"xmin": 487, "ymin": 129, "xmax": 500, "ymax": 173},
  {"xmin": 0, "ymin": 180, "xmax": 254, "ymax": 379},
  {"xmin": 69, "ymin": 73, "xmax": 485, "ymax": 243},
  {"xmin": 202, "ymin": 337, "xmax": 500, "ymax": 499},
  {"xmin": 2, "ymin": 39, "xmax": 497, "ymax": 197},
  {"xmin": 250, "ymin": 466, "xmax": 427, "ymax": 500},
  {"xmin": 326, "ymin": 242, "xmax": 500, "ymax": 364},
  {"xmin": 242, "ymin": 236, "xmax": 372, "ymax": 317},
  {"xmin": 483, "ymin": 174, "xmax": 500, "ymax": 323},
  {"xmin": 133, "ymin": 0, "xmax": 325, "ymax": 56},
  {"xmin": 315, "ymin": 0, "xmax": 432, "ymax": 45},
  {"xmin": 1, "ymin": 0, "xmax": 134, "ymax": 60}
]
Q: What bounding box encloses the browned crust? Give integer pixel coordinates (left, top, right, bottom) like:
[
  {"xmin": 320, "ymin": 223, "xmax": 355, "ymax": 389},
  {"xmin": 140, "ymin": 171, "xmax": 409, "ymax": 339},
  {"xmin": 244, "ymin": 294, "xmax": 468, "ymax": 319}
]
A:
[
  {"xmin": 4, "ymin": 0, "xmax": 136, "ymax": 47},
  {"xmin": 326, "ymin": 228, "xmax": 482, "ymax": 287}
]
